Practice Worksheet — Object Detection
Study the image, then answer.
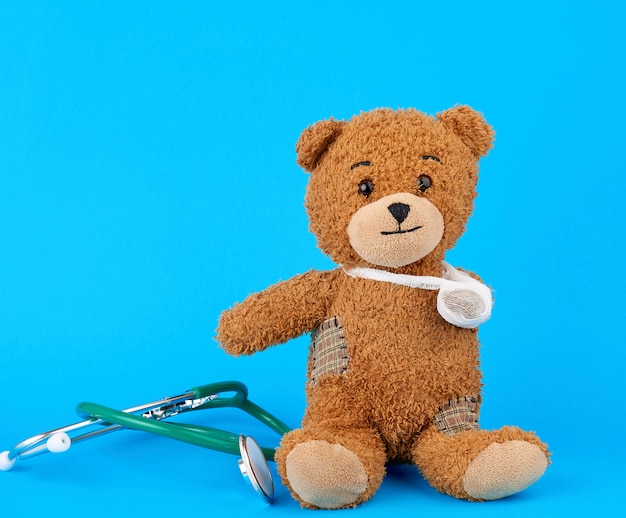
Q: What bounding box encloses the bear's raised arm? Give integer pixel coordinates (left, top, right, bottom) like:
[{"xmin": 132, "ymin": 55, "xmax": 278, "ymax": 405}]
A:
[{"xmin": 216, "ymin": 269, "xmax": 339, "ymax": 356}]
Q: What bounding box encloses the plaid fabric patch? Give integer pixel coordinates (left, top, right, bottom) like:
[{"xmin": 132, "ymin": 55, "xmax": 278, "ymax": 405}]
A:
[
  {"xmin": 433, "ymin": 396, "xmax": 479, "ymax": 436},
  {"xmin": 309, "ymin": 316, "xmax": 349, "ymax": 385}
]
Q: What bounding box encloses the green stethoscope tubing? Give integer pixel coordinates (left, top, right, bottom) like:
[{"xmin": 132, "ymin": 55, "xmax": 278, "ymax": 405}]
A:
[{"xmin": 77, "ymin": 381, "xmax": 291, "ymax": 461}]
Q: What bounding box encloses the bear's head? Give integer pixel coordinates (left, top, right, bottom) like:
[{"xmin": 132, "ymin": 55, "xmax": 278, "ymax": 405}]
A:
[{"xmin": 297, "ymin": 106, "xmax": 494, "ymax": 275}]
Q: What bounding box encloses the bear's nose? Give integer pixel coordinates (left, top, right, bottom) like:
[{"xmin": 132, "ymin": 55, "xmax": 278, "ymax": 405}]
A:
[{"xmin": 388, "ymin": 203, "xmax": 411, "ymax": 224}]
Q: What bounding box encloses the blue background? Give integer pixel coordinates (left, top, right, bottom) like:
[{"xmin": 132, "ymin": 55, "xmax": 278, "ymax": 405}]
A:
[{"xmin": 1, "ymin": 1, "xmax": 625, "ymax": 516}]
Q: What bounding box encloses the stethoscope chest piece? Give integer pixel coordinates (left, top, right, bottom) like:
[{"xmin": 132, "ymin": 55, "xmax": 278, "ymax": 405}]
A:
[{"xmin": 238, "ymin": 435, "xmax": 274, "ymax": 503}]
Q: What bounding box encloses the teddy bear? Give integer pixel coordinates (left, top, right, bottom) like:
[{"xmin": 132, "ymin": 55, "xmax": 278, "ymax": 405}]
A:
[{"xmin": 216, "ymin": 105, "xmax": 549, "ymax": 509}]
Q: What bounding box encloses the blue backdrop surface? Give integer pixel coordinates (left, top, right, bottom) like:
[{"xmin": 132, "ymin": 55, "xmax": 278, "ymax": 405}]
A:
[{"xmin": 1, "ymin": 1, "xmax": 625, "ymax": 516}]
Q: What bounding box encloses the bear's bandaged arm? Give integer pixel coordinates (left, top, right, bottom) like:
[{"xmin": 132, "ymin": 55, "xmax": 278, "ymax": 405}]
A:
[{"xmin": 216, "ymin": 269, "xmax": 339, "ymax": 356}]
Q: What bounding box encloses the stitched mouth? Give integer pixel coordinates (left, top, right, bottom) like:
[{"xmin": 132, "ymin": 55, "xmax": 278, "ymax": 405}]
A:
[{"xmin": 381, "ymin": 225, "xmax": 422, "ymax": 236}]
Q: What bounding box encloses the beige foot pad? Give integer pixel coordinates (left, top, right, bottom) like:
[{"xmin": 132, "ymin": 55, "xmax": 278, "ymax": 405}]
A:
[
  {"xmin": 463, "ymin": 440, "xmax": 548, "ymax": 500},
  {"xmin": 285, "ymin": 439, "xmax": 368, "ymax": 509}
]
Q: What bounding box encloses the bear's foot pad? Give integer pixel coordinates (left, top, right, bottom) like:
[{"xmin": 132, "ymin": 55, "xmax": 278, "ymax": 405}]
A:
[
  {"xmin": 462, "ymin": 440, "xmax": 548, "ymax": 500},
  {"xmin": 285, "ymin": 439, "xmax": 368, "ymax": 509}
]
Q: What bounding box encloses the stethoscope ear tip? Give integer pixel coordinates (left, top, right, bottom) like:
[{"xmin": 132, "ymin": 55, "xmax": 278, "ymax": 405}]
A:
[
  {"xmin": 0, "ymin": 432, "xmax": 71, "ymax": 472},
  {"xmin": 0, "ymin": 451, "xmax": 16, "ymax": 472},
  {"xmin": 46, "ymin": 433, "xmax": 71, "ymax": 453},
  {"xmin": 238, "ymin": 435, "xmax": 275, "ymax": 504}
]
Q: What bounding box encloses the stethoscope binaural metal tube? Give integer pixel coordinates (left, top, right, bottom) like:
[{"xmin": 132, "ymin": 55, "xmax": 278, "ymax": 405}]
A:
[{"xmin": 2, "ymin": 389, "xmax": 199, "ymax": 465}]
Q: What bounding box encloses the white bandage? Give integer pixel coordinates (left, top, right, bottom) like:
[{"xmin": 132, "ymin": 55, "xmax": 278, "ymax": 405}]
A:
[{"xmin": 344, "ymin": 261, "xmax": 492, "ymax": 328}]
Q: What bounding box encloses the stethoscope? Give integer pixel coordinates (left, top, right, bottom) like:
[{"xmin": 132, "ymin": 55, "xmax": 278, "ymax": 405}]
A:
[{"xmin": 0, "ymin": 381, "xmax": 291, "ymax": 503}]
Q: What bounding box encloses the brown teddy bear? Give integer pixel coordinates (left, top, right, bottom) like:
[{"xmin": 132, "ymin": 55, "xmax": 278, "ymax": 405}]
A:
[{"xmin": 217, "ymin": 106, "xmax": 549, "ymax": 509}]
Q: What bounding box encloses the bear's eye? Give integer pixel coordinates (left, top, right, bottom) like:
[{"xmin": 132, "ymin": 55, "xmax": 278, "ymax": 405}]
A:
[
  {"xmin": 358, "ymin": 179, "xmax": 374, "ymax": 197},
  {"xmin": 417, "ymin": 175, "xmax": 432, "ymax": 192},
  {"xmin": 421, "ymin": 155, "xmax": 441, "ymax": 163}
]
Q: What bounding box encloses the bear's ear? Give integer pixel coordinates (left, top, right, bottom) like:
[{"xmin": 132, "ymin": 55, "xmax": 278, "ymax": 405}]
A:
[
  {"xmin": 296, "ymin": 118, "xmax": 346, "ymax": 172},
  {"xmin": 436, "ymin": 105, "xmax": 495, "ymax": 158}
]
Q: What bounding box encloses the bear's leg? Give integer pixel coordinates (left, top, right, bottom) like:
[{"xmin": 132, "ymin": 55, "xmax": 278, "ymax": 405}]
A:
[
  {"xmin": 412, "ymin": 423, "xmax": 549, "ymax": 501},
  {"xmin": 275, "ymin": 426, "xmax": 387, "ymax": 509}
]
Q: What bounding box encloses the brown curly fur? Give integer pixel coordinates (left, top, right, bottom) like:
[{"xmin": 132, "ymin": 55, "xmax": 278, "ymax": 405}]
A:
[{"xmin": 217, "ymin": 106, "xmax": 549, "ymax": 509}]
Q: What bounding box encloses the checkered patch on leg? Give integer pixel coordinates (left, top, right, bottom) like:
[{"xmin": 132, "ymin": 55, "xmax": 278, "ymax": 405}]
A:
[
  {"xmin": 433, "ymin": 396, "xmax": 479, "ymax": 436},
  {"xmin": 309, "ymin": 316, "xmax": 349, "ymax": 385}
]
